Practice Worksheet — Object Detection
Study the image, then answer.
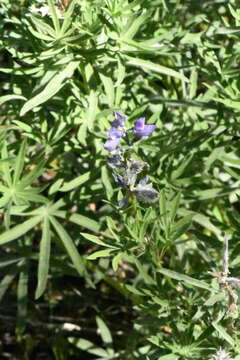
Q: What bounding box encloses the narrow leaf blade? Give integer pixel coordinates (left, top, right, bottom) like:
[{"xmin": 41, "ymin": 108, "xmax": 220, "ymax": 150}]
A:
[{"xmin": 35, "ymin": 217, "xmax": 51, "ymax": 299}]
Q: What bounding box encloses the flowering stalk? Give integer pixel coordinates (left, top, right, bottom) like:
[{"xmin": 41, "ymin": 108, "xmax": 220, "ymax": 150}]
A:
[{"xmin": 104, "ymin": 111, "xmax": 158, "ymax": 208}]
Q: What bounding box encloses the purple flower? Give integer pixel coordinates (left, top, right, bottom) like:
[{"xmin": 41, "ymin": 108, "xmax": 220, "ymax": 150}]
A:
[
  {"xmin": 112, "ymin": 111, "xmax": 126, "ymax": 128},
  {"xmin": 104, "ymin": 138, "xmax": 120, "ymax": 152},
  {"xmin": 104, "ymin": 113, "xmax": 126, "ymax": 152},
  {"xmin": 133, "ymin": 117, "xmax": 156, "ymax": 137},
  {"xmin": 108, "ymin": 127, "xmax": 123, "ymax": 139}
]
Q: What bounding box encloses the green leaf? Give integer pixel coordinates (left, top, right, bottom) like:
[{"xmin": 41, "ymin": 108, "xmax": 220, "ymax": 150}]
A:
[
  {"xmin": 112, "ymin": 252, "xmax": 123, "ymax": 271},
  {"xmin": 87, "ymin": 249, "xmax": 115, "ymax": 260},
  {"xmin": 0, "ymin": 216, "xmax": 42, "ymax": 245},
  {"xmin": 81, "ymin": 233, "xmax": 118, "ymax": 249},
  {"xmin": 101, "ymin": 166, "xmax": 113, "ymax": 200},
  {"xmin": 20, "ymin": 61, "xmax": 78, "ymax": 116},
  {"xmin": 0, "ymin": 265, "xmax": 20, "ymax": 301},
  {"xmin": 96, "ymin": 316, "xmax": 113, "ymax": 345},
  {"xmin": 69, "ymin": 214, "xmax": 100, "ymax": 233},
  {"xmin": 125, "ymin": 56, "xmax": 189, "ymax": 82},
  {"xmin": 47, "ymin": 0, "xmax": 60, "ymax": 34},
  {"xmin": 13, "ymin": 138, "xmax": 27, "ymax": 186},
  {"xmin": 159, "ymin": 189, "xmax": 168, "ymax": 230},
  {"xmin": 48, "ymin": 178, "xmax": 64, "ymax": 195},
  {"xmin": 30, "ymin": 14, "xmax": 56, "ymax": 37},
  {"xmin": 99, "ymin": 73, "xmax": 114, "ymax": 107},
  {"xmin": 159, "ymin": 268, "xmax": 214, "ymax": 292},
  {"xmin": 60, "ymin": 0, "xmax": 77, "ymax": 34},
  {"xmin": 170, "ymin": 192, "xmax": 181, "ymax": 223},
  {"xmin": 0, "ymin": 94, "xmax": 26, "ymax": 105},
  {"xmin": 121, "ymin": 12, "xmax": 149, "ymax": 40},
  {"xmin": 86, "ymin": 91, "xmax": 98, "ymax": 130},
  {"xmin": 128, "ymin": 255, "xmax": 155, "ymax": 285},
  {"xmin": 50, "ymin": 216, "xmax": 85, "ymax": 275},
  {"xmin": 171, "ymin": 155, "xmax": 193, "ymax": 180},
  {"xmin": 16, "ymin": 261, "xmax": 28, "ymax": 338},
  {"xmin": 53, "ymin": 211, "xmax": 100, "ymax": 232},
  {"xmin": 212, "ymin": 322, "xmax": 235, "ymax": 347},
  {"xmin": 189, "ymin": 67, "xmax": 198, "ymax": 99},
  {"xmin": 170, "ymin": 215, "xmax": 193, "ymax": 241},
  {"xmin": 59, "ymin": 171, "xmax": 90, "ymax": 192},
  {"xmin": 28, "ymin": 25, "xmax": 55, "ymax": 41},
  {"xmin": 1, "ymin": 142, "xmax": 12, "ymax": 187},
  {"xmin": 12, "ymin": 120, "xmax": 32, "ymax": 132},
  {"xmin": 214, "ymin": 97, "xmax": 240, "ymax": 110},
  {"xmin": 158, "ymin": 355, "xmax": 180, "ymax": 360},
  {"xmin": 35, "ymin": 216, "xmax": 51, "ymax": 299},
  {"xmin": 205, "ymin": 293, "xmax": 225, "ymax": 306},
  {"xmin": 18, "ymin": 159, "xmax": 46, "ymax": 189},
  {"xmin": 106, "ymin": 217, "xmax": 120, "ymax": 241},
  {"xmin": 68, "ymin": 338, "xmax": 109, "ymax": 357}
]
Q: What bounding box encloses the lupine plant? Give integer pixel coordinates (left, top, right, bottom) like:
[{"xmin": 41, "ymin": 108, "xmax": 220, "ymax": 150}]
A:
[{"xmin": 1, "ymin": 0, "xmax": 240, "ymax": 359}]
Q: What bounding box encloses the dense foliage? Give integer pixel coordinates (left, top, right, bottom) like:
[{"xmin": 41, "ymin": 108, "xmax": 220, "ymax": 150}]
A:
[{"xmin": 1, "ymin": 0, "xmax": 240, "ymax": 359}]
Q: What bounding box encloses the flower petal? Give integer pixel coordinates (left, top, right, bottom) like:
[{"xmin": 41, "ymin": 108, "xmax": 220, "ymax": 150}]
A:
[
  {"xmin": 108, "ymin": 127, "xmax": 123, "ymax": 139},
  {"xmin": 133, "ymin": 117, "xmax": 145, "ymax": 132},
  {"xmin": 133, "ymin": 184, "xmax": 159, "ymax": 203},
  {"xmin": 134, "ymin": 124, "xmax": 156, "ymax": 137},
  {"xmin": 112, "ymin": 111, "xmax": 126, "ymax": 127},
  {"xmin": 104, "ymin": 138, "xmax": 120, "ymax": 152}
]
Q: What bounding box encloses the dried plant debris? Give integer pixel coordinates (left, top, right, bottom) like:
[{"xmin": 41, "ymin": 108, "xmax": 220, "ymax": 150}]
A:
[{"xmin": 209, "ymin": 235, "xmax": 240, "ymax": 318}]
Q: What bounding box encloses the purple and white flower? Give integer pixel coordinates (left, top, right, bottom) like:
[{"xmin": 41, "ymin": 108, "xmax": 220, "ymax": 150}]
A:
[
  {"xmin": 112, "ymin": 111, "xmax": 126, "ymax": 128},
  {"xmin": 104, "ymin": 112, "xmax": 126, "ymax": 152},
  {"xmin": 104, "ymin": 138, "xmax": 120, "ymax": 152},
  {"xmin": 133, "ymin": 117, "xmax": 156, "ymax": 138}
]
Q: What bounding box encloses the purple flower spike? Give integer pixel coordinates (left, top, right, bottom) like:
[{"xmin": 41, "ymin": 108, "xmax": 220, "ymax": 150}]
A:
[
  {"xmin": 104, "ymin": 138, "xmax": 120, "ymax": 152},
  {"xmin": 133, "ymin": 117, "xmax": 156, "ymax": 137},
  {"xmin": 112, "ymin": 111, "xmax": 126, "ymax": 127},
  {"xmin": 108, "ymin": 127, "xmax": 122, "ymax": 139}
]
